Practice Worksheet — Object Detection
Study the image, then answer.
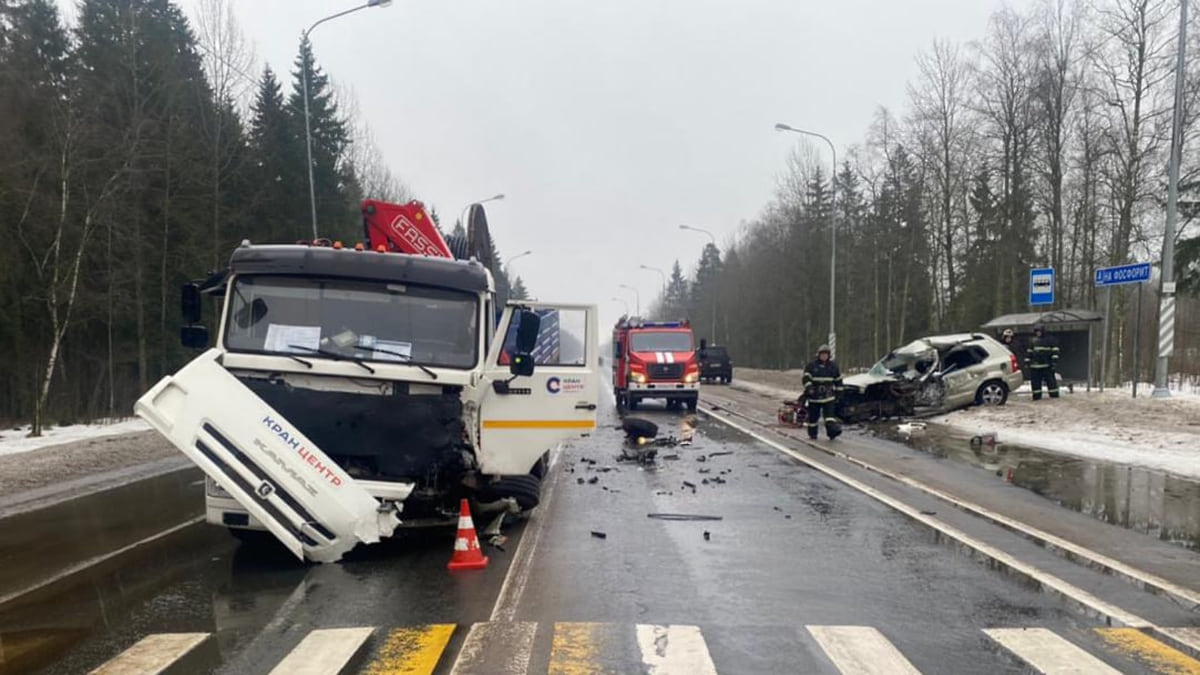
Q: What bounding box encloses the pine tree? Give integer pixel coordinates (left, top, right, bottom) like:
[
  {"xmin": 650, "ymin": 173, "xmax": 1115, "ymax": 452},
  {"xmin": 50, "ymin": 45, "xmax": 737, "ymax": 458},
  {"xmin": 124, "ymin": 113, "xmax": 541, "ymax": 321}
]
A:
[
  {"xmin": 287, "ymin": 38, "xmax": 352, "ymax": 239},
  {"xmin": 510, "ymin": 276, "xmax": 530, "ymax": 301}
]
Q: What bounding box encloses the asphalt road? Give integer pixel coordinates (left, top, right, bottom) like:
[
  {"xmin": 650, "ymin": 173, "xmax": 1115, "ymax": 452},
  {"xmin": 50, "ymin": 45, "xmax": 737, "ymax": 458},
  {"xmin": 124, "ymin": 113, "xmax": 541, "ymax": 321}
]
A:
[{"xmin": 2, "ymin": 393, "xmax": 1196, "ymax": 673}]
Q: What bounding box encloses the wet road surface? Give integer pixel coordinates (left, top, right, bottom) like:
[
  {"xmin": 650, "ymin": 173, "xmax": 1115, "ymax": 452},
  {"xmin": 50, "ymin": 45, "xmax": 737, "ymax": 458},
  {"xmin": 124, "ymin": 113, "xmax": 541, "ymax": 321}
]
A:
[
  {"xmin": 871, "ymin": 421, "xmax": 1200, "ymax": 550},
  {"xmin": 2, "ymin": 393, "xmax": 1199, "ymax": 673}
]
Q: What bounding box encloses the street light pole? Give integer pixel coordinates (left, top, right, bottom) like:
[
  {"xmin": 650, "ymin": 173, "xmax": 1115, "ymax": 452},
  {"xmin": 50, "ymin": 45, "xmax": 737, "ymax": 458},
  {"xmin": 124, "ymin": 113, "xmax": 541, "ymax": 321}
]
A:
[
  {"xmin": 776, "ymin": 122, "xmax": 838, "ymax": 358},
  {"xmin": 301, "ymin": 0, "xmax": 392, "ymax": 240},
  {"xmin": 619, "ymin": 284, "xmax": 641, "ymax": 317},
  {"xmin": 504, "ymin": 250, "xmax": 532, "ymax": 269},
  {"xmin": 1154, "ymin": 0, "xmax": 1188, "ymax": 398},
  {"xmin": 610, "ymin": 297, "xmax": 630, "ymax": 316},
  {"xmin": 640, "ymin": 264, "xmax": 667, "ymax": 298},
  {"xmin": 678, "ymin": 225, "xmax": 718, "ymax": 342}
]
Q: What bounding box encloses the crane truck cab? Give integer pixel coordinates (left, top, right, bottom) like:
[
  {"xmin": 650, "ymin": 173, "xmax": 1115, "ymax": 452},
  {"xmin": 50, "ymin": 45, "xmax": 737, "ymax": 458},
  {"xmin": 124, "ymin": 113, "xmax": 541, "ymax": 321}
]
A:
[
  {"xmin": 612, "ymin": 318, "xmax": 700, "ymax": 412},
  {"xmin": 134, "ymin": 202, "xmax": 598, "ymax": 563}
]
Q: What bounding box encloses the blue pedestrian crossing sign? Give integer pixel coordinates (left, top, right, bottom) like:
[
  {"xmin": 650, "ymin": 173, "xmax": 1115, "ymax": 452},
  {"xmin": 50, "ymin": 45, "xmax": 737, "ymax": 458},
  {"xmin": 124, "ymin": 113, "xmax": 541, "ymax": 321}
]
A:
[{"xmin": 1029, "ymin": 267, "xmax": 1054, "ymax": 306}]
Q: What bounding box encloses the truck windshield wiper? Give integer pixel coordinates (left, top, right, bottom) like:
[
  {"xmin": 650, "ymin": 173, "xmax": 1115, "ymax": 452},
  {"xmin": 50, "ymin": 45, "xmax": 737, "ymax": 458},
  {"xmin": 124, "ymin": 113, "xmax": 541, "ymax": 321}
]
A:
[
  {"xmin": 286, "ymin": 344, "xmax": 376, "ymax": 374},
  {"xmin": 357, "ymin": 345, "xmax": 439, "ymax": 380},
  {"xmin": 284, "ymin": 354, "xmax": 313, "ymax": 369}
]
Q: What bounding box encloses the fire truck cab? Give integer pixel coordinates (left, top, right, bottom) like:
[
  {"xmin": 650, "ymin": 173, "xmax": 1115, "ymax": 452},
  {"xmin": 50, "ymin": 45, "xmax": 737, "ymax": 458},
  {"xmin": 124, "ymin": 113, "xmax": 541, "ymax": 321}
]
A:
[{"xmin": 612, "ymin": 318, "xmax": 700, "ymax": 412}]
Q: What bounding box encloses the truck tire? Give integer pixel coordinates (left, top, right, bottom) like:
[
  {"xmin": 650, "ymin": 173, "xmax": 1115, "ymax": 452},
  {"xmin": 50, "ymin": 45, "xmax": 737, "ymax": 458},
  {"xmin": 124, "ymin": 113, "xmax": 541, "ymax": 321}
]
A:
[
  {"xmin": 628, "ymin": 397, "xmax": 639, "ymax": 411},
  {"xmin": 478, "ymin": 474, "xmax": 541, "ymax": 511},
  {"xmin": 686, "ymin": 398, "xmax": 698, "ymax": 413}
]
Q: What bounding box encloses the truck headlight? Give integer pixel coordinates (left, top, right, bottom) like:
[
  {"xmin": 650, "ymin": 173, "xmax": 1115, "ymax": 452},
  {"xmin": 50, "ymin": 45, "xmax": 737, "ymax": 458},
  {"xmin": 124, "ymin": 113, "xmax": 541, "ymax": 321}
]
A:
[
  {"xmin": 631, "ymin": 372, "xmax": 647, "ymax": 383},
  {"xmin": 684, "ymin": 372, "xmax": 699, "ymax": 383}
]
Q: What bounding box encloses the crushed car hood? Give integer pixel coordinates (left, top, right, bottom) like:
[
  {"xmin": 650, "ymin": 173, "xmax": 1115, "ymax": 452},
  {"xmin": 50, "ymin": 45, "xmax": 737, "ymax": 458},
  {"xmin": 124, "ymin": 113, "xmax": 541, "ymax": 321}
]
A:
[{"xmin": 842, "ymin": 372, "xmax": 896, "ymax": 391}]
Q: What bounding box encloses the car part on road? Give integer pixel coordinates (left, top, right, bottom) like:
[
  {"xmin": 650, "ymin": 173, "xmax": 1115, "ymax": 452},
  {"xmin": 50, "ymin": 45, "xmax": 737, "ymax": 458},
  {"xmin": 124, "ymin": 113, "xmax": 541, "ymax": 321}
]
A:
[
  {"xmin": 621, "ymin": 417, "xmax": 659, "ymax": 439},
  {"xmin": 646, "ymin": 513, "xmax": 724, "ymax": 521},
  {"xmin": 590, "ymin": 530, "xmax": 607, "ymax": 539}
]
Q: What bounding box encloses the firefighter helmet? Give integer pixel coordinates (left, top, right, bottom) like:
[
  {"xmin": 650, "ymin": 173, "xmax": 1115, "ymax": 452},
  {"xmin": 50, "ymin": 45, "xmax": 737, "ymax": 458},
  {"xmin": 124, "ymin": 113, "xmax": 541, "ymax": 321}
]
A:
[
  {"xmin": 817, "ymin": 344, "xmax": 832, "ymax": 356},
  {"xmin": 1002, "ymin": 328, "xmax": 1014, "ymax": 339}
]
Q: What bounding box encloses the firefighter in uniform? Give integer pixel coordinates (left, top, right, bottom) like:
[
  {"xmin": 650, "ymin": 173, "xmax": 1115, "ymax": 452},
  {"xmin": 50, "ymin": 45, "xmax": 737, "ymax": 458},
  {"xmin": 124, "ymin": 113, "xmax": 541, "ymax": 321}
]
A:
[
  {"xmin": 802, "ymin": 345, "xmax": 842, "ymax": 440},
  {"xmin": 1026, "ymin": 324, "xmax": 1060, "ymax": 400}
]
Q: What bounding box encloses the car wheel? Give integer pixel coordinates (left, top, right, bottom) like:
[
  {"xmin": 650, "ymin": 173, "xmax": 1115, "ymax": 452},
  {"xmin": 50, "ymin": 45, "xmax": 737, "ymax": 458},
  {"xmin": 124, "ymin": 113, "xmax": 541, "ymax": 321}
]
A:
[
  {"xmin": 478, "ymin": 474, "xmax": 541, "ymax": 511},
  {"xmin": 975, "ymin": 380, "xmax": 1009, "ymax": 406}
]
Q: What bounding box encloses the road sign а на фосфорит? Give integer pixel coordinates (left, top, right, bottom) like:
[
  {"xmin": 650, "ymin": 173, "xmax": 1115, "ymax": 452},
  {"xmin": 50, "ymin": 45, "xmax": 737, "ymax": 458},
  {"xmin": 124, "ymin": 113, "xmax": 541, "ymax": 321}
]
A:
[{"xmin": 1094, "ymin": 262, "xmax": 1152, "ymax": 287}]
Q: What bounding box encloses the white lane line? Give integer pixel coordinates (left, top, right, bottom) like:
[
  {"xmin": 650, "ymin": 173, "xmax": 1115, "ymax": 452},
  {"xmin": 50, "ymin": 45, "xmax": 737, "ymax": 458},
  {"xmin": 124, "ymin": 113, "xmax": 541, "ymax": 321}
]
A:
[
  {"xmin": 488, "ymin": 447, "xmax": 562, "ymax": 623},
  {"xmin": 700, "ymin": 404, "xmax": 1150, "ymax": 628},
  {"xmin": 449, "ymin": 621, "xmax": 537, "ymax": 675},
  {"xmin": 707, "ymin": 389, "xmax": 1200, "ymax": 611},
  {"xmin": 90, "ymin": 633, "xmax": 210, "ymax": 675},
  {"xmin": 984, "ymin": 627, "xmax": 1121, "ymax": 674},
  {"xmin": 267, "ymin": 627, "xmax": 375, "ymax": 675},
  {"xmin": 807, "ymin": 626, "xmax": 921, "ymax": 675},
  {"xmin": 0, "ymin": 516, "xmax": 203, "ymax": 607},
  {"xmin": 636, "ymin": 624, "xmax": 718, "ymax": 675}
]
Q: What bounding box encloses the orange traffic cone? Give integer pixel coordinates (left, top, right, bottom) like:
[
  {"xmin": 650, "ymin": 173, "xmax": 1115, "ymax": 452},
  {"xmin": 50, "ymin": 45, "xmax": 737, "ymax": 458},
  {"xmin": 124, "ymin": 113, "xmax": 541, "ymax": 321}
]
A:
[{"xmin": 448, "ymin": 499, "xmax": 489, "ymax": 571}]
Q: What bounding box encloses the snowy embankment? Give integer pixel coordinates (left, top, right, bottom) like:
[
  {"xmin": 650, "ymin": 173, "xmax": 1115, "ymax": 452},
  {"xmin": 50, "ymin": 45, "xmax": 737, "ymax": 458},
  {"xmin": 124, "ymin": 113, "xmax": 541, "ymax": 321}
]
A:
[
  {"xmin": 0, "ymin": 418, "xmax": 151, "ymax": 457},
  {"xmin": 734, "ymin": 368, "xmax": 1200, "ymax": 480}
]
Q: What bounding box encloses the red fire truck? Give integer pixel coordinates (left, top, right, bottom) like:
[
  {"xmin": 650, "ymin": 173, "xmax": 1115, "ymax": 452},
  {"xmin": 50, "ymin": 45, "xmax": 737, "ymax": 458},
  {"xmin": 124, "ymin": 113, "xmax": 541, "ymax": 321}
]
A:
[{"xmin": 612, "ymin": 318, "xmax": 700, "ymax": 412}]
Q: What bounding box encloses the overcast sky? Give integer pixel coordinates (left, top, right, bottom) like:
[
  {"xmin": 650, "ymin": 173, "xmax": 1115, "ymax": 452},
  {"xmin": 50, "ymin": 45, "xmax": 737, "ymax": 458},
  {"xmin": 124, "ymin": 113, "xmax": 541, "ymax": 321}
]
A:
[{"xmin": 68, "ymin": 0, "xmax": 1027, "ymax": 332}]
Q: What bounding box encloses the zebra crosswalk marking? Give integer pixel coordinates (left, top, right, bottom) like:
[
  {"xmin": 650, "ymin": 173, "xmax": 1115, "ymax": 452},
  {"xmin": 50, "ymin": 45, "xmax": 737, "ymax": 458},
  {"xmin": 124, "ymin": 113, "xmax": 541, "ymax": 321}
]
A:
[
  {"xmin": 449, "ymin": 621, "xmax": 536, "ymax": 675},
  {"xmin": 635, "ymin": 624, "xmax": 717, "ymax": 675},
  {"xmin": 1094, "ymin": 628, "xmax": 1200, "ymax": 675},
  {"xmin": 985, "ymin": 627, "xmax": 1121, "ymax": 674},
  {"xmin": 268, "ymin": 627, "xmax": 375, "ymax": 675},
  {"xmin": 89, "ymin": 633, "xmax": 210, "ymax": 675},
  {"xmin": 806, "ymin": 625, "xmax": 921, "ymax": 675},
  {"xmin": 363, "ymin": 624, "xmax": 455, "ymax": 675}
]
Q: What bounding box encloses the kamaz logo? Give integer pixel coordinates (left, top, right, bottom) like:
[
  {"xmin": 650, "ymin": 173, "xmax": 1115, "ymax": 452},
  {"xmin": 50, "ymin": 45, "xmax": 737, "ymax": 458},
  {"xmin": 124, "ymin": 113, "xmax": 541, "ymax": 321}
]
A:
[{"xmin": 253, "ymin": 438, "xmax": 319, "ymax": 497}]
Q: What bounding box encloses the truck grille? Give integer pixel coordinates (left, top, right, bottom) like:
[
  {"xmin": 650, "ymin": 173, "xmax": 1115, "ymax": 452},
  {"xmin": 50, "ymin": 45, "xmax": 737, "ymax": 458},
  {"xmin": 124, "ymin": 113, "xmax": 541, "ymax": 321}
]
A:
[{"xmin": 648, "ymin": 363, "xmax": 684, "ymax": 380}]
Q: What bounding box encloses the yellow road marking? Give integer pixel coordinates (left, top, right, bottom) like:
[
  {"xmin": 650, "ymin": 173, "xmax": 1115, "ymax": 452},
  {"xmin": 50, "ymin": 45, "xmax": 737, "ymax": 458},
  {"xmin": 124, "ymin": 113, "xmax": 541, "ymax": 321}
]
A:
[
  {"xmin": 548, "ymin": 622, "xmax": 616, "ymax": 675},
  {"xmin": 363, "ymin": 624, "xmax": 455, "ymax": 675},
  {"xmin": 483, "ymin": 420, "xmax": 596, "ymax": 430},
  {"xmin": 1096, "ymin": 628, "xmax": 1200, "ymax": 674}
]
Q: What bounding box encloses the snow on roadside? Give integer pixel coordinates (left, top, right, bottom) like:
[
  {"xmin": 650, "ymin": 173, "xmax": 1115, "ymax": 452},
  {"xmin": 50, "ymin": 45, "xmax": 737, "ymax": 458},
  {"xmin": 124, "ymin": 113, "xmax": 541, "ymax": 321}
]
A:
[{"xmin": 0, "ymin": 418, "xmax": 151, "ymax": 457}]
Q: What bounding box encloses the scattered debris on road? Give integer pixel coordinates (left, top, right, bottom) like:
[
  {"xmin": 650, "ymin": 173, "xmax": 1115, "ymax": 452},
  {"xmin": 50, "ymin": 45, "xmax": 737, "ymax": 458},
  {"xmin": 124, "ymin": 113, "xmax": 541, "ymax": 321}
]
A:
[
  {"xmin": 646, "ymin": 513, "xmax": 724, "ymax": 521},
  {"xmin": 590, "ymin": 530, "xmax": 607, "ymax": 539}
]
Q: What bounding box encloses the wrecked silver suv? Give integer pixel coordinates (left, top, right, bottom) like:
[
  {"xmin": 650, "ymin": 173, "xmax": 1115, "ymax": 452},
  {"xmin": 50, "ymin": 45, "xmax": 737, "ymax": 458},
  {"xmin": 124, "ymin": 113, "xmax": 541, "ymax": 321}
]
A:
[{"xmin": 838, "ymin": 333, "xmax": 1024, "ymax": 423}]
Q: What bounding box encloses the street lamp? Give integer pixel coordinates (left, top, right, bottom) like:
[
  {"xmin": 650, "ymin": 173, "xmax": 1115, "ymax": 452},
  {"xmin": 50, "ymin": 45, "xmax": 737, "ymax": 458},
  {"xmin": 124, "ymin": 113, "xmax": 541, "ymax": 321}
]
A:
[
  {"xmin": 619, "ymin": 284, "xmax": 641, "ymax": 317},
  {"xmin": 639, "ymin": 264, "xmax": 667, "ymax": 290},
  {"xmin": 775, "ymin": 122, "xmax": 838, "ymax": 358},
  {"xmin": 610, "ymin": 296, "xmax": 630, "ymax": 315},
  {"xmin": 301, "ymin": 0, "xmax": 393, "ymax": 240},
  {"xmin": 459, "ymin": 193, "xmax": 506, "ymax": 230},
  {"xmin": 504, "ymin": 250, "xmax": 532, "ymax": 268},
  {"xmin": 678, "ymin": 225, "xmax": 718, "ymax": 342}
]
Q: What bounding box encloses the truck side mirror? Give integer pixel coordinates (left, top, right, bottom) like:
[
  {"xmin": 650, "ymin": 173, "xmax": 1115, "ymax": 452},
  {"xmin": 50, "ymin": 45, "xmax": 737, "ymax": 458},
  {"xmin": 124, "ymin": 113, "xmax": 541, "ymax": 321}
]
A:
[
  {"xmin": 509, "ymin": 353, "xmax": 535, "ymax": 377},
  {"xmin": 181, "ymin": 283, "xmax": 202, "ymax": 324},
  {"xmin": 181, "ymin": 325, "xmax": 209, "ymax": 349}
]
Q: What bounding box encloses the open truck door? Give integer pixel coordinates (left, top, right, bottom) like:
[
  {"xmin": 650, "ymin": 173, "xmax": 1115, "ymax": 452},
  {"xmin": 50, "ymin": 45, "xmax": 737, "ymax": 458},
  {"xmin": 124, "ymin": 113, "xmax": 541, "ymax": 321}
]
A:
[
  {"xmin": 479, "ymin": 303, "xmax": 599, "ymax": 474},
  {"xmin": 134, "ymin": 350, "xmax": 400, "ymax": 563}
]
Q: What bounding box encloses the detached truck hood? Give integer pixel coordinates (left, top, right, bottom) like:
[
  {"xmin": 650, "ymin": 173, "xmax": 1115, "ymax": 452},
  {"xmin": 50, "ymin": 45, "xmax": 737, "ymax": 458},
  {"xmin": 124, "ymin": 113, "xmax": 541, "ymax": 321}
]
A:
[{"xmin": 134, "ymin": 349, "xmax": 401, "ymax": 563}]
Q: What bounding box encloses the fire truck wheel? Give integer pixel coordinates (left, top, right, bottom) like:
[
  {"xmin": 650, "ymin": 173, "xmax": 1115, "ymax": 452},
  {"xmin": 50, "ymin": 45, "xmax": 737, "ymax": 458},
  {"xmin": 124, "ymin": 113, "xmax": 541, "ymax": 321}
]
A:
[
  {"xmin": 628, "ymin": 397, "xmax": 639, "ymax": 411},
  {"xmin": 686, "ymin": 398, "xmax": 698, "ymax": 413}
]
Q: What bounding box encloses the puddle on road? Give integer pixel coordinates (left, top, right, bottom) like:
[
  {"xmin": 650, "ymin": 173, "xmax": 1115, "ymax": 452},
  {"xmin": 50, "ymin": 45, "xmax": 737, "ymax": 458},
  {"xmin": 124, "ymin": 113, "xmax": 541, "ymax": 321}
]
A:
[{"xmin": 872, "ymin": 423, "xmax": 1200, "ymax": 550}]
